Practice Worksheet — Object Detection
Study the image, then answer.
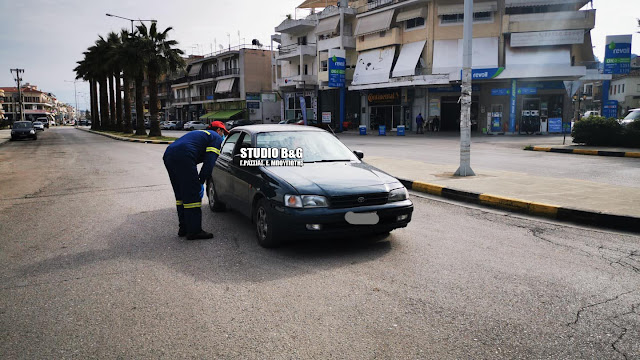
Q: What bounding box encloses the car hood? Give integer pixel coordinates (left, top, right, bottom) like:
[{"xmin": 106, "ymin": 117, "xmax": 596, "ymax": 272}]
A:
[{"xmin": 262, "ymin": 161, "xmax": 402, "ymax": 196}]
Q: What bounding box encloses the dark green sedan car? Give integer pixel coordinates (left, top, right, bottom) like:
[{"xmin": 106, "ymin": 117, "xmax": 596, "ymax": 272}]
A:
[{"xmin": 207, "ymin": 125, "xmax": 413, "ymax": 248}]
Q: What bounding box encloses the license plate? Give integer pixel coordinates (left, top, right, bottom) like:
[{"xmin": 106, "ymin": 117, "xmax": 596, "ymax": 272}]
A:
[{"xmin": 345, "ymin": 211, "xmax": 379, "ymax": 225}]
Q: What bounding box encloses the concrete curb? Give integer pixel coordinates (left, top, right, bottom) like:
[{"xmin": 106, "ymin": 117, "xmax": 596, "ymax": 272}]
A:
[
  {"xmin": 399, "ymin": 178, "xmax": 640, "ymax": 233},
  {"xmin": 526, "ymin": 146, "xmax": 640, "ymax": 158},
  {"xmin": 77, "ymin": 128, "xmax": 174, "ymax": 144}
]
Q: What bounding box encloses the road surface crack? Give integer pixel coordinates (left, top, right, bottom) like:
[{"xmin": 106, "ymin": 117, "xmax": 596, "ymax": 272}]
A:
[{"xmin": 568, "ymin": 290, "xmax": 638, "ymax": 326}]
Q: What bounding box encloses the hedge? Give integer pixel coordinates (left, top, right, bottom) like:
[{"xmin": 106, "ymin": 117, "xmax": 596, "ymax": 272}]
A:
[{"xmin": 572, "ymin": 116, "xmax": 640, "ymax": 148}]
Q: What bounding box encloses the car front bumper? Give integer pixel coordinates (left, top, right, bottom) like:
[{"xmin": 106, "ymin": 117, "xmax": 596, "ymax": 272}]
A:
[
  {"xmin": 12, "ymin": 132, "xmax": 35, "ymax": 139},
  {"xmin": 269, "ymin": 199, "xmax": 413, "ymax": 240}
]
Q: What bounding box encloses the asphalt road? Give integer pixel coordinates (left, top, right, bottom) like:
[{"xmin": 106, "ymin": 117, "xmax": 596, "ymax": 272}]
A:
[{"xmin": 1, "ymin": 127, "xmax": 639, "ymax": 359}]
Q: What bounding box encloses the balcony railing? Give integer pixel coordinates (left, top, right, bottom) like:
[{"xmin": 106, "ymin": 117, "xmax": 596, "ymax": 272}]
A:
[
  {"xmin": 190, "ymin": 72, "xmax": 216, "ymax": 82},
  {"xmin": 357, "ymin": 0, "xmax": 411, "ymax": 13},
  {"xmin": 175, "ymin": 97, "xmax": 189, "ymax": 103},
  {"xmin": 191, "ymin": 95, "xmax": 215, "ymax": 102},
  {"xmin": 215, "ymin": 68, "xmax": 240, "ymax": 77},
  {"xmin": 278, "ymin": 43, "xmax": 317, "ymax": 56},
  {"xmin": 215, "ymin": 92, "xmax": 241, "ymax": 100}
]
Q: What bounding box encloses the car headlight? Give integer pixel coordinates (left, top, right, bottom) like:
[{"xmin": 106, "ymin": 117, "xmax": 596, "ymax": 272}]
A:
[
  {"xmin": 284, "ymin": 194, "xmax": 329, "ymax": 208},
  {"xmin": 388, "ymin": 187, "xmax": 409, "ymax": 202},
  {"xmin": 30, "ymin": 130, "xmax": 35, "ymax": 134},
  {"xmin": 11, "ymin": 130, "xmax": 15, "ymax": 134}
]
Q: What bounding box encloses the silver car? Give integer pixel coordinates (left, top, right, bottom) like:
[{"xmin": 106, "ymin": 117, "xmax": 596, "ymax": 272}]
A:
[
  {"xmin": 183, "ymin": 121, "xmax": 207, "ymax": 131},
  {"xmin": 619, "ymin": 108, "xmax": 640, "ymax": 128},
  {"xmin": 32, "ymin": 121, "xmax": 45, "ymax": 131}
]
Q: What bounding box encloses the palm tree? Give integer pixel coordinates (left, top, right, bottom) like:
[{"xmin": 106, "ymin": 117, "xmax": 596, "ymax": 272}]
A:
[
  {"xmin": 93, "ymin": 37, "xmax": 111, "ymax": 130},
  {"xmin": 106, "ymin": 32, "xmax": 123, "ymax": 131},
  {"xmin": 119, "ymin": 29, "xmax": 135, "ymax": 134},
  {"xmin": 137, "ymin": 23, "xmax": 185, "ymax": 137},
  {"xmin": 74, "ymin": 52, "xmax": 98, "ymax": 130}
]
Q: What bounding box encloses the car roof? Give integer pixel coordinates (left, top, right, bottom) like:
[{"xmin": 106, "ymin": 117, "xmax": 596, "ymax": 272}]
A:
[{"xmin": 231, "ymin": 124, "xmax": 327, "ymax": 134}]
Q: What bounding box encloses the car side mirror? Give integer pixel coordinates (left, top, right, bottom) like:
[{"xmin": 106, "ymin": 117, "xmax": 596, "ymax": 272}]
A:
[{"xmin": 353, "ymin": 150, "xmax": 364, "ymax": 160}]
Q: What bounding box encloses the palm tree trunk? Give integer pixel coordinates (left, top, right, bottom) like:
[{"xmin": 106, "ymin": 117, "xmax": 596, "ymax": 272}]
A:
[
  {"xmin": 99, "ymin": 77, "xmax": 109, "ymax": 130},
  {"xmin": 90, "ymin": 80, "xmax": 97, "ymax": 130},
  {"xmin": 92, "ymin": 79, "xmax": 99, "ymax": 128},
  {"xmin": 122, "ymin": 71, "xmax": 132, "ymax": 134},
  {"xmin": 148, "ymin": 66, "xmax": 162, "ymax": 137},
  {"xmin": 115, "ymin": 71, "xmax": 123, "ymax": 132},
  {"xmin": 108, "ymin": 75, "xmax": 116, "ymax": 130},
  {"xmin": 134, "ymin": 72, "xmax": 146, "ymax": 136}
]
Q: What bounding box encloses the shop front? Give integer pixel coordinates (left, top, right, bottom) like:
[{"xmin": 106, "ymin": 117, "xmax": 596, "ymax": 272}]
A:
[
  {"xmin": 366, "ymin": 89, "xmax": 402, "ymax": 131},
  {"xmin": 283, "ymin": 92, "xmax": 317, "ymax": 123},
  {"xmin": 427, "ymin": 85, "xmax": 480, "ymax": 132}
]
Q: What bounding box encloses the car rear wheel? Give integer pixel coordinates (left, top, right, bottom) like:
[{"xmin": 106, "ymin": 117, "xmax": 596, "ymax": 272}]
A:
[
  {"xmin": 207, "ymin": 178, "xmax": 225, "ymax": 212},
  {"xmin": 254, "ymin": 198, "xmax": 282, "ymax": 248}
]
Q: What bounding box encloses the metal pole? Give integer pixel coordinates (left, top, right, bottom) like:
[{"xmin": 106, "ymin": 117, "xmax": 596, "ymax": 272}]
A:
[
  {"xmin": 454, "ymin": 0, "xmax": 475, "ymax": 177},
  {"xmin": 339, "ymin": 0, "xmax": 346, "ymax": 132}
]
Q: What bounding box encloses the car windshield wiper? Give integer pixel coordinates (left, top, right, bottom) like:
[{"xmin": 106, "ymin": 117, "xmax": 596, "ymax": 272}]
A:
[{"xmin": 304, "ymin": 159, "xmax": 351, "ymax": 163}]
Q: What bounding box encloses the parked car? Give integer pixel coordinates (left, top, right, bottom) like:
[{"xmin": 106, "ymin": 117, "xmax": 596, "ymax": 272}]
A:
[
  {"xmin": 206, "ymin": 125, "xmax": 413, "ymax": 248},
  {"xmin": 582, "ymin": 110, "xmax": 600, "ymax": 119},
  {"xmin": 279, "ymin": 119, "xmax": 302, "ymax": 125},
  {"xmin": 32, "ymin": 121, "xmax": 45, "ymax": 131},
  {"xmin": 36, "ymin": 117, "xmax": 49, "ymax": 128},
  {"xmin": 183, "ymin": 121, "xmax": 208, "ymax": 130},
  {"xmin": 161, "ymin": 121, "xmax": 178, "ymax": 130},
  {"xmin": 11, "ymin": 121, "xmax": 38, "ymax": 140},
  {"xmin": 619, "ymin": 108, "xmax": 640, "ymax": 128},
  {"xmin": 225, "ymin": 119, "xmax": 254, "ymax": 130}
]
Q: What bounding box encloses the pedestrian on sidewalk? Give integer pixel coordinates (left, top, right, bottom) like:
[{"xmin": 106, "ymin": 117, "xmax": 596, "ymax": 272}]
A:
[
  {"xmin": 416, "ymin": 113, "xmax": 424, "ymax": 134},
  {"xmin": 433, "ymin": 116, "xmax": 440, "ymax": 132},
  {"xmin": 162, "ymin": 121, "xmax": 228, "ymax": 240}
]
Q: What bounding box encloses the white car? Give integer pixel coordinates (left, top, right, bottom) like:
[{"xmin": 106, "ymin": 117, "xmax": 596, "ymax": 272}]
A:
[
  {"xmin": 32, "ymin": 121, "xmax": 45, "ymax": 131},
  {"xmin": 162, "ymin": 121, "xmax": 178, "ymax": 130},
  {"xmin": 183, "ymin": 121, "xmax": 207, "ymax": 131},
  {"xmin": 581, "ymin": 110, "xmax": 600, "ymax": 119},
  {"xmin": 619, "ymin": 108, "xmax": 640, "ymax": 128}
]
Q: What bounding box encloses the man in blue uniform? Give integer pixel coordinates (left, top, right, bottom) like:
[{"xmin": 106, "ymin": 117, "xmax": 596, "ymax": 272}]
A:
[{"xmin": 163, "ymin": 121, "xmax": 228, "ymax": 240}]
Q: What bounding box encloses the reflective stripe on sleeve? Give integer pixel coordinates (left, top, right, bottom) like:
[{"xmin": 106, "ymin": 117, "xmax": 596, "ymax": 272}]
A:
[
  {"xmin": 176, "ymin": 200, "xmax": 183, "ymax": 206},
  {"xmin": 199, "ymin": 130, "xmax": 211, "ymax": 135},
  {"xmin": 206, "ymin": 147, "xmax": 221, "ymax": 155},
  {"xmin": 183, "ymin": 202, "xmax": 202, "ymax": 209}
]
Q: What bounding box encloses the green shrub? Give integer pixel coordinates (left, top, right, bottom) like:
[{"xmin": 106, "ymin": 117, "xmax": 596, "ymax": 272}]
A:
[
  {"xmin": 621, "ymin": 120, "xmax": 640, "ymax": 148},
  {"xmin": 572, "ymin": 116, "xmax": 623, "ymax": 146}
]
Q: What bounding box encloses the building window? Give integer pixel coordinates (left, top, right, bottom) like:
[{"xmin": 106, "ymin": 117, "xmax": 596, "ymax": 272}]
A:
[
  {"xmin": 297, "ymin": 36, "xmax": 307, "ymax": 45},
  {"xmin": 321, "ymin": 60, "xmax": 328, "ymax": 72},
  {"xmin": 622, "ymin": 84, "xmax": 625, "ymax": 93},
  {"xmin": 637, "ymin": 84, "xmax": 640, "ymax": 92},
  {"xmin": 304, "ymin": 64, "xmax": 308, "ymax": 75},
  {"xmin": 440, "ymin": 12, "xmax": 493, "ymax": 24},
  {"xmin": 405, "ymin": 17, "xmax": 425, "ymax": 30}
]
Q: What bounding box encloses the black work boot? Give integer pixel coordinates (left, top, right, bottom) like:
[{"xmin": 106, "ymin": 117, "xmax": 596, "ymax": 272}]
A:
[
  {"xmin": 186, "ymin": 231, "xmax": 214, "ymax": 240},
  {"xmin": 178, "ymin": 226, "xmax": 187, "ymax": 237}
]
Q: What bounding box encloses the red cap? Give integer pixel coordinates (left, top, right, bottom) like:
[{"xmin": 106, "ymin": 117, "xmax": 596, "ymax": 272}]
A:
[{"xmin": 210, "ymin": 121, "xmax": 229, "ymax": 135}]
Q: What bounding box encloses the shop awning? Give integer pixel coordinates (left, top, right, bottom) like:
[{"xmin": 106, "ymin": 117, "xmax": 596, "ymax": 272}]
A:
[
  {"xmin": 210, "ymin": 109, "xmax": 243, "ymax": 120},
  {"xmin": 188, "ymin": 63, "xmax": 202, "ymax": 76},
  {"xmin": 297, "ymin": 0, "xmax": 331, "ymax": 8},
  {"xmin": 432, "ymin": 37, "xmax": 499, "ymax": 75},
  {"xmin": 505, "ymin": 0, "xmax": 589, "ymax": 7},
  {"xmin": 392, "ymin": 40, "xmax": 426, "ymax": 78},
  {"xmin": 396, "ymin": 7, "xmax": 427, "ymax": 22},
  {"xmin": 352, "ymin": 46, "xmax": 396, "ymax": 85},
  {"xmin": 438, "ymin": 1, "xmax": 497, "ymax": 15},
  {"xmin": 506, "ymin": 44, "xmax": 571, "ymax": 66},
  {"xmin": 315, "ymin": 15, "xmax": 340, "ymax": 35},
  {"xmin": 354, "ymin": 9, "xmax": 395, "ymax": 36},
  {"xmin": 215, "ymin": 78, "xmax": 235, "ymax": 93},
  {"xmin": 200, "ymin": 112, "xmax": 218, "ymax": 120},
  {"xmin": 495, "ymin": 65, "xmax": 586, "ymax": 79}
]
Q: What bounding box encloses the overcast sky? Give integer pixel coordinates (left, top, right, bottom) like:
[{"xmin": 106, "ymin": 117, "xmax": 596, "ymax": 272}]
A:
[{"xmin": 1, "ymin": 0, "xmax": 638, "ymax": 110}]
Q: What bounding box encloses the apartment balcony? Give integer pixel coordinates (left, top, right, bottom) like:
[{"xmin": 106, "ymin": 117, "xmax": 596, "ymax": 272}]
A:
[
  {"xmin": 277, "ymin": 74, "xmax": 317, "ymax": 89},
  {"xmin": 356, "ymin": 0, "xmax": 414, "ymax": 13},
  {"xmin": 276, "ymin": 43, "xmax": 317, "ymax": 61},
  {"xmin": 215, "ymin": 92, "xmax": 241, "ymax": 101},
  {"xmin": 317, "ymin": 35, "xmax": 356, "ymax": 52},
  {"xmin": 174, "ymin": 97, "xmax": 189, "ymax": 104},
  {"xmin": 356, "ymin": 27, "xmax": 401, "ymax": 52},
  {"xmin": 215, "ymin": 68, "xmax": 240, "ymax": 78},
  {"xmin": 503, "ymin": 10, "xmax": 596, "ymax": 33},
  {"xmin": 190, "ymin": 72, "xmax": 216, "ymax": 83},
  {"xmin": 275, "ymin": 18, "xmax": 316, "ymax": 34}
]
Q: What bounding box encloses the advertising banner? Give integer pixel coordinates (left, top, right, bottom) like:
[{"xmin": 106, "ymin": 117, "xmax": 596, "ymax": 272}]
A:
[
  {"xmin": 328, "ymin": 49, "xmax": 346, "ymax": 88},
  {"xmin": 299, "ymin": 96, "xmax": 307, "ymax": 125},
  {"xmin": 603, "ymin": 100, "xmax": 618, "ymax": 118}
]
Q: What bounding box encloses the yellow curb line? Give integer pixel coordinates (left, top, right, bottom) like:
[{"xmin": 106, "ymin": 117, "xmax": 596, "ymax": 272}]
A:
[
  {"xmin": 573, "ymin": 149, "xmax": 599, "ymax": 155},
  {"xmin": 478, "ymin": 194, "xmax": 559, "ymax": 218},
  {"xmin": 532, "ymin": 146, "xmax": 551, "ymax": 151},
  {"xmin": 626, "ymin": 152, "xmax": 640, "ymax": 158},
  {"xmin": 412, "ymin": 181, "xmax": 443, "ymax": 196}
]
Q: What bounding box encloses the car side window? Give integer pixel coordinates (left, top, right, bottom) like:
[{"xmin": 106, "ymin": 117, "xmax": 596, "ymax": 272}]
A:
[
  {"xmin": 221, "ymin": 132, "xmax": 241, "ymax": 157},
  {"xmin": 233, "ymin": 132, "xmax": 252, "ymax": 156}
]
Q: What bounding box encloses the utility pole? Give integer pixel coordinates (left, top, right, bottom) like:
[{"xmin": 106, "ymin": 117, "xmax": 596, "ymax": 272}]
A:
[
  {"xmin": 454, "ymin": 0, "xmax": 475, "ymax": 177},
  {"xmin": 10, "ymin": 69, "xmax": 25, "ymax": 122},
  {"xmin": 65, "ymin": 80, "xmax": 79, "ymax": 126}
]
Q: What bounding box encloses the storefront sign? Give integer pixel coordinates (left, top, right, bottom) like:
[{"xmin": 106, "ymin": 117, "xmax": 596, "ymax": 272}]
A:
[
  {"xmin": 511, "ymin": 30, "xmax": 584, "ymax": 47},
  {"xmin": 548, "ymin": 117, "xmax": 563, "ymax": 133},
  {"xmin": 460, "ymin": 68, "xmax": 504, "ymax": 80},
  {"xmin": 328, "ymin": 49, "xmax": 346, "ymax": 88},
  {"xmin": 603, "ymin": 100, "xmax": 618, "ymax": 118},
  {"xmin": 261, "ymin": 93, "xmax": 277, "ymax": 102},
  {"xmin": 367, "ymin": 91, "xmax": 401, "ymax": 105},
  {"xmin": 429, "ymin": 85, "xmax": 480, "ymax": 93},
  {"xmin": 322, "ymin": 112, "xmax": 332, "ymax": 123},
  {"xmin": 428, "ymin": 99, "xmax": 440, "ymax": 117},
  {"xmin": 520, "ymin": 81, "xmax": 565, "ymax": 90},
  {"xmin": 491, "ymin": 88, "xmax": 510, "ymax": 96},
  {"xmin": 604, "ymin": 35, "xmax": 632, "ymax": 74},
  {"xmin": 247, "ymin": 101, "xmax": 260, "ymax": 109},
  {"xmin": 246, "ymin": 93, "xmax": 261, "ymax": 101},
  {"xmin": 517, "ymin": 87, "xmax": 537, "ymax": 95},
  {"xmin": 509, "ymin": 80, "xmax": 517, "ymax": 133}
]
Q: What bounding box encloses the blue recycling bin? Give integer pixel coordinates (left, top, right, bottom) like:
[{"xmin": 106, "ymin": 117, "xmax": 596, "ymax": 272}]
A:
[
  {"xmin": 378, "ymin": 125, "xmax": 386, "ymax": 136},
  {"xmin": 397, "ymin": 125, "xmax": 405, "ymax": 136},
  {"xmin": 359, "ymin": 125, "xmax": 367, "ymax": 135}
]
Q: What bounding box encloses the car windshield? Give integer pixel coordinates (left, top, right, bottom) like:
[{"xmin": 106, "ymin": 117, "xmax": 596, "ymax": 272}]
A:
[
  {"xmin": 622, "ymin": 110, "xmax": 640, "ymax": 121},
  {"xmin": 14, "ymin": 122, "xmax": 32, "ymax": 129},
  {"xmin": 33, "ymin": 122, "xmax": 43, "ymax": 125},
  {"xmin": 256, "ymin": 131, "xmax": 358, "ymax": 163}
]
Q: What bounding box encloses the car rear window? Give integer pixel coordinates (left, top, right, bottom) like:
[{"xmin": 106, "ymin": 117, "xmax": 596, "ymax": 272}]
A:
[{"xmin": 14, "ymin": 122, "xmax": 32, "ymax": 129}]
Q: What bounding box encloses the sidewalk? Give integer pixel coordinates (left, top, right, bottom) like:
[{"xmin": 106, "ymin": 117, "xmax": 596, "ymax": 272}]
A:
[{"xmin": 364, "ymin": 156, "xmax": 640, "ymax": 233}]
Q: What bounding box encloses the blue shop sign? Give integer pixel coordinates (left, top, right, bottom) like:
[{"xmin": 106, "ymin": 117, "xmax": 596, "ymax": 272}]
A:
[
  {"xmin": 548, "ymin": 117, "xmax": 563, "ymax": 133},
  {"xmin": 603, "ymin": 100, "xmax": 618, "ymax": 118},
  {"xmin": 517, "ymin": 87, "xmax": 537, "ymax": 95},
  {"xmin": 328, "ymin": 49, "xmax": 346, "ymax": 88},
  {"xmin": 604, "ymin": 35, "xmax": 632, "ymax": 75},
  {"xmin": 491, "ymin": 88, "xmax": 510, "ymax": 96},
  {"xmin": 460, "ymin": 67, "xmax": 504, "ymax": 80},
  {"xmin": 429, "ymin": 85, "xmax": 480, "ymax": 93},
  {"xmin": 247, "ymin": 101, "xmax": 260, "ymax": 109}
]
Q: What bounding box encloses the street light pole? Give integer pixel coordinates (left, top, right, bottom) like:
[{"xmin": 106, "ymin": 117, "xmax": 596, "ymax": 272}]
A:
[
  {"xmin": 65, "ymin": 80, "xmax": 79, "ymax": 126},
  {"xmin": 106, "ymin": 13, "xmax": 157, "ymax": 34}
]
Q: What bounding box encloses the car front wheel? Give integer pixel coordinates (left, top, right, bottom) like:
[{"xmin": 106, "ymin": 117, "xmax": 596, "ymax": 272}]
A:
[
  {"xmin": 207, "ymin": 178, "xmax": 225, "ymax": 212},
  {"xmin": 254, "ymin": 198, "xmax": 282, "ymax": 248}
]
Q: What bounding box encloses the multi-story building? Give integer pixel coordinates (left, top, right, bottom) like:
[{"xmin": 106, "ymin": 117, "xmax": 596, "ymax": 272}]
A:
[
  {"xmin": 0, "ymin": 84, "xmax": 56, "ymax": 122},
  {"xmin": 171, "ymin": 46, "xmax": 279, "ymax": 124},
  {"xmin": 0, "ymin": 89, "xmax": 5, "ymax": 122},
  {"xmin": 275, "ymin": 0, "xmax": 598, "ymax": 135},
  {"xmin": 608, "ymin": 70, "xmax": 640, "ymax": 117}
]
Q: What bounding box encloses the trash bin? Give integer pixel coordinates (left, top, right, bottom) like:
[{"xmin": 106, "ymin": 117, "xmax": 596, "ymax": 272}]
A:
[
  {"xmin": 397, "ymin": 125, "xmax": 405, "ymax": 136},
  {"xmin": 359, "ymin": 125, "xmax": 367, "ymax": 135},
  {"xmin": 378, "ymin": 125, "xmax": 386, "ymax": 136}
]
